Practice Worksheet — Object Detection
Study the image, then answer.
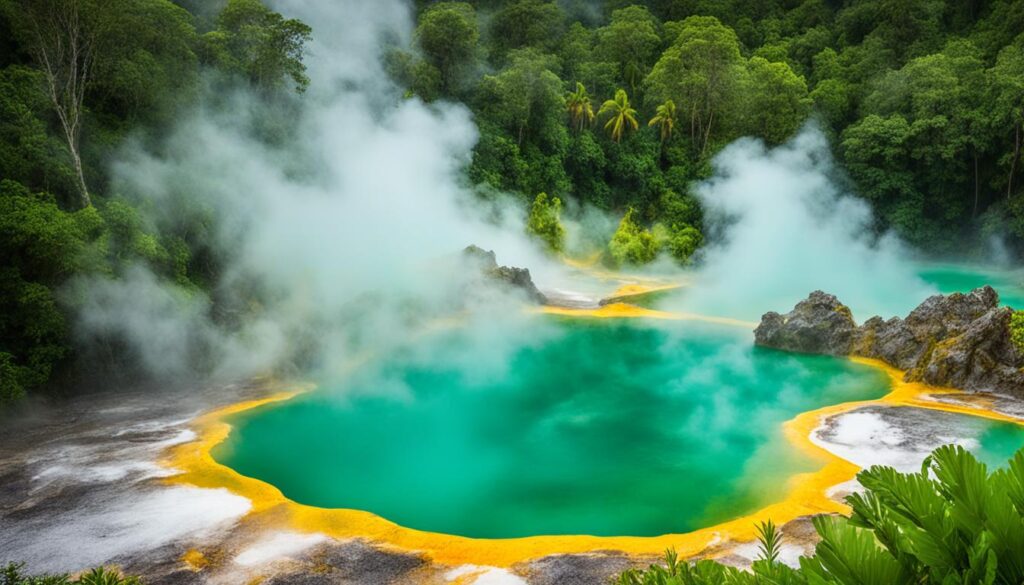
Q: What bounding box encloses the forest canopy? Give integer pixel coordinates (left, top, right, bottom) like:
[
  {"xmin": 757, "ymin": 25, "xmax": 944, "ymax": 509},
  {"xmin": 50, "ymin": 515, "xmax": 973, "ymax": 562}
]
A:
[
  {"xmin": 0, "ymin": 0, "xmax": 311, "ymax": 403},
  {"xmin": 394, "ymin": 0, "xmax": 1024, "ymax": 258},
  {"xmin": 2, "ymin": 0, "xmax": 1024, "ymax": 405}
]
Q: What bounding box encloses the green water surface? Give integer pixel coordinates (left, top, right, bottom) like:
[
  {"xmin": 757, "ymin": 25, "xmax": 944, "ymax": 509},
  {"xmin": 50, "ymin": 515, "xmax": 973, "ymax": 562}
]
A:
[
  {"xmin": 216, "ymin": 320, "xmax": 895, "ymax": 538},
  {"xmin": 917, "ymin": 264, "xmax": 1024, "ymax": 309},
  {"xmin": 215, "ymin": 263, "xmax": 1024, "ymax": 539}
]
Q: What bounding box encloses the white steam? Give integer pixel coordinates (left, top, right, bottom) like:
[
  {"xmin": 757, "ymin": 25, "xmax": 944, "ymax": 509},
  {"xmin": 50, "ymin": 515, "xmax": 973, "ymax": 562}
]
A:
[
  {"xmin": 681, "ymin": 126, "xmax": 935, "ymax": 321},
  {"xmin": 71, "ymin": 1, "xmax": 939, "ymax": 386},
  {"xmin": 72, "ymin": 0, "xmax": 559, "ymax": 383}
]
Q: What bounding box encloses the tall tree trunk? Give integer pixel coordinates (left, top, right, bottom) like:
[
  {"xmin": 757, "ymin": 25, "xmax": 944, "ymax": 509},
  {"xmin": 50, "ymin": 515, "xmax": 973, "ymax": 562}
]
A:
[
  {"xmin": 27, "ymin": 0, "xmax": 95, "ymax": 208},
  {"xmin": 973, "ymin": 151, "xmax": 979, "ymax": 218},
  {"xmin": 700, "ymin": 110, "xmax": 715, "ymax": 159},
  {"xmin": 692, "ymin": 102, "xmax": 700, "ymax": 155},
  {"xmin": 1009, "ymin": 123, "xmax": 1021, "ymax": 201},
  {"xmin": 66, "ymin": 129, "xmax": 90, "ymax": 208}
]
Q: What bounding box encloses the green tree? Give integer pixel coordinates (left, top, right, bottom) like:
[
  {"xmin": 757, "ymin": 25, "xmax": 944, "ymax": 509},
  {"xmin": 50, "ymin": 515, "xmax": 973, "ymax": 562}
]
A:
[
  {"xmin": 201, "ymin": 0, "xmax": 312, "ymax": 93},
  {"xmin": 596, "ymin": 6, "xmax": 661, "ymax": 94},
  {"xmin": 385, "ymin": 49, "xmax": 442, "ymax": 102},
  {"xmin": 599, "ymin": 89, "xmax": 639, "ymax": 143},
  {"xmin": 654, "ymin": 222, "xmax": 702, "ymax": 264},
  {"xmin": 487, "ymin": 0, "xmax": 564, "ymax": 62},
  {"xmin": 525, "ymin": 192, "xmax": 565, "ymax": 252},
  {"xmin": 0, "ymin": 180, "xmax": 93, "ymax": 405},
  {"xmin": 744, "ymin": 56, "xmax": 811, "ymax": 144},
  {"xmin": 855, "ymin": 40, "xmax": 991, "ymax": 238},
  {"xmin": 564, "ymin": 131, "xmax": 610, "ymax": 207},
  {"xmin": 415, "ymin": 2, "xmax": 478, "ymax": 95},
  {"xmin": 87, "ymin": 0, "xmax": 199, "ymax": 125},
  {"xmin": 2, "ymin": 0, "xmax": 107, "ymax": 207},
  {"xmin": 565, "ymin": 82, "xmax": 595, "ymax": 133},
  {"xmin": 648, "ymin": 99, "xmax": 677, "ymax": 142},
  {"xmin": 841, "ymin": 114, "xmax": 933, "ymax": 244},
  {"xmin": 472, "ymin": 49, "xmax": 569, "ymax": 196},
  {"xmin": 990, "ymin": 38, "xmax": 1024, "ymax": 200},
  {"xmin": 0, "ymin": 66, "xmax": 77, "ymax": 199},
  {"xmin": 645, "ymin": 16, "xmax": 746, "ymax": 157},
  {"xmin": 609, "ymin": 207, "xmax": 657, "ymax": 265}
]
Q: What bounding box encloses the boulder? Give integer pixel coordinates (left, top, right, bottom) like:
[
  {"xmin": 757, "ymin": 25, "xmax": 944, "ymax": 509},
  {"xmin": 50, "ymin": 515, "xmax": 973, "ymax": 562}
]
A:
[
  {"xmin": 753, "ymin": 291, "xmax": 858, "ymax": 355},
  {"xmin": 755, "ymin": 286, "xmax": 1024, "ymax": 397}
]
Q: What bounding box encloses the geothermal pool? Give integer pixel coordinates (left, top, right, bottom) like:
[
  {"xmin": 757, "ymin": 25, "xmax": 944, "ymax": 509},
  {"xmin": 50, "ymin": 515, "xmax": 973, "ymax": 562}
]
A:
[
  {"xmin": 215, "ymin": 321, "xmax": 890, "ymax": 537},
  {"xmin": 207, "ymin": 263, "xmax": 1024, "ymax": 540},
  {"xmin": 213, "ymin": 314, "xmax": 1024, "ymax": 539}
]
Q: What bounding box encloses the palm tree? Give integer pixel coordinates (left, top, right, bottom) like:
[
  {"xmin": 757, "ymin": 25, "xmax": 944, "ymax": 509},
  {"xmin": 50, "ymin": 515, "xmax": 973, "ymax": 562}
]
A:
[
  {"xmin": 648, "ymin": 99, "xmax": 677, "ymax": 143},
  {"xmin": 598, "ymin": 89, "xmax": 639, "ymax": 143},
  {"xmin": 565, "ymin": 82, "xmax": 595, "ymax": 133}
]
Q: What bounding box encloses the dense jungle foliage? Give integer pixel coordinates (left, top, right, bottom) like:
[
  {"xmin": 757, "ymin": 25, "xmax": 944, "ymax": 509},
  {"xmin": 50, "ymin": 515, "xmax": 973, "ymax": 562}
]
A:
[
  {"xmin": 0, "ymin": 0, "xmax": 311, "ymax": 403},
  {"xmin": 1, "ymin": 0, "xmax": 1024, "ymax": 405},
  {"xmin": 619, "ymin": 444, "xmax": 1024, "ymax": 585},
  {"xmin": 392, "ymin": 0, "xmax": 1024, "ymax": 262}
]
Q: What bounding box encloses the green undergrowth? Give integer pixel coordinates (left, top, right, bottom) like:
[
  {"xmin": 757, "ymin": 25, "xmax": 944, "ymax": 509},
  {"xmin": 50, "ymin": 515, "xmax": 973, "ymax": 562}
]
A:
[
  {"xmin": 618, "ymin": 443, "xmax": 1024, "ymax": 585},
  {"xmin": 1010, "ymin": 310, "xmax": 1024, "ymax": 353},
  {"xmin": 0, "ymin": 565, "xmax": 140, "ymax": 585}
]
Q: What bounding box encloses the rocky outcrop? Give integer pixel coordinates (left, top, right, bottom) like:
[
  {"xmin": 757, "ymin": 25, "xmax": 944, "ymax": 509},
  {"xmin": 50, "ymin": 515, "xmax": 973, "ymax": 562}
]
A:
[
  {"xmin": 755, "ymin": 286, "xmax": 1024, "ymax": 397},
  {"xmin": 463, "ymin": 245, "xmax": 547, "ymax": 304},
  {"xmin": 754, "ymin": 291, "xmax": 859, "ymax": 355}
]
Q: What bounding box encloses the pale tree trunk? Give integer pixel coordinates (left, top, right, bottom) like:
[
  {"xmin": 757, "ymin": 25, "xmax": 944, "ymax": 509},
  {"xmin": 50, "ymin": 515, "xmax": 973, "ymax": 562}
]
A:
[
  {"xmin": 1009, "ymin": 123, "xmax": 1021, "ymax": 201},
  {"xmin": 701, "ymin": 109, "xmax": 714, "ymax": 159},
  {"xmin": 973, "ymin": 152, "xmax": 979, "ymax": 218},
  {"xmin": 690, "ymin": 102, "xmax": 697, "ymax": 150},
  {"xmin": 26, "ymin": 0, "xmax": 96, "ymax": 208}
]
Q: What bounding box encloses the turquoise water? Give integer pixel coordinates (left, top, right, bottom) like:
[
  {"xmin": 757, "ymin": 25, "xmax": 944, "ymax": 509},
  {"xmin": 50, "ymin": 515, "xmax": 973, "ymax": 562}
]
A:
[
  {"xmin": 216, "ymin": 320, "xmax": 893, "ymax": 538},
  {"xmin": 214, "ymin": 264, "xmax": 1024, "ymax": 539},
  {"xmin": 654, "ymin": 263, "xmax": 1024, "ymax": 318},
  {"xmin": 917, "ymin": 264, "xmax": 1024, "ymax": 309},
  {"xmin": 973, "ymin": 418, "xmax": 1024, "ymax": 468}
]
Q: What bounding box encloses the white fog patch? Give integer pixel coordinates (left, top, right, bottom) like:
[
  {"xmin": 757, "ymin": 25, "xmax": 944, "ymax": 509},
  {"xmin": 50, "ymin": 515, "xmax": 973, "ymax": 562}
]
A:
[
  {"xmin": 3, "ymin": 486, "xmax": 250, "ymax": 574},
  {"xmin": 679, "ymin": 125, "xmax": 935, "ymax": 321},
  {"xmin": 70, "ymin": 0, "xmax": 565, "ymax": 386},
  {"xmin": 234, "ymin": 532, "xmax": 330, "ymax": 567},
  {"xmin": 445, "ymin": 565, "xmax": 529, "ymax": 585}
]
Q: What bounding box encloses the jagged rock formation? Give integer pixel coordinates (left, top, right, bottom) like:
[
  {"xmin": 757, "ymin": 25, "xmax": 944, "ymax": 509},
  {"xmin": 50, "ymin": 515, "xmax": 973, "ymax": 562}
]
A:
[
  {"xmin": 754, "ymin": 291, "xmax": 859, "ymax": 355},
  {"xmin": 755, "ymin": 287, "xmax": 1024, "ymax": 397},
  {"xmin": 463, "ymin": 245, "xmax": 547, "ymax": 304}
]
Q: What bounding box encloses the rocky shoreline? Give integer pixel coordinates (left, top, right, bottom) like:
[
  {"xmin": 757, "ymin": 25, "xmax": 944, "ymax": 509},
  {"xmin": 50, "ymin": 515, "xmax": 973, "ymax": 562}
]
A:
[{"xmin": 754, "ymin": 286, "xmax": 1024, "ymax": 397}]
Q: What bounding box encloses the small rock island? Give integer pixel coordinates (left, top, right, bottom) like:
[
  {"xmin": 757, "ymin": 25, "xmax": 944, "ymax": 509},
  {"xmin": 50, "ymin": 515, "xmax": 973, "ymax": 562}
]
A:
[{"xmin": 755, "ymin": 287, "xmax": 1024, "ymax": 397}]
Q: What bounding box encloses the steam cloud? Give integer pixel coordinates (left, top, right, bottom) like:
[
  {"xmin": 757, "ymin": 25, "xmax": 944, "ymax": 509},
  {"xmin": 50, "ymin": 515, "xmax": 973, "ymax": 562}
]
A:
[
  {"xmin": 71, "ymin": 0, "xmax": 559, "ymax": 384},
  {"xmin": 70, "ymin": 1, "xmax": 936, "ymax": 387},
  {"xmin": 678, "ymin": 125, "xmax": 935, "ymax": 321}
]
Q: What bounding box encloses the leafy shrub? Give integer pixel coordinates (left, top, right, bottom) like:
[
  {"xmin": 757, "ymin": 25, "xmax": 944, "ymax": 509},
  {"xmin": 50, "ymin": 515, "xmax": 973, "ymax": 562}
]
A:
[
  {"xmin": 618, "ymin": 444, "xmax": 1024, "ymax": 584},
  {"xmin": 0, "ymin": 565, "xmax": 139, "ymax": 585},
  {"xmin": 609, "ymin": 207, "xmax": 657, "ymax": 265},
  {"xmin": 526, "ymin": 192, "xmax": 566, "ymax": 252},
  {"xmin": 653, "ymin": 222, "xmax": 703, "ymax": 265},
  {"xmin": 1010, "ymin": 310, "xmax": 1024, "ymax": 352}
]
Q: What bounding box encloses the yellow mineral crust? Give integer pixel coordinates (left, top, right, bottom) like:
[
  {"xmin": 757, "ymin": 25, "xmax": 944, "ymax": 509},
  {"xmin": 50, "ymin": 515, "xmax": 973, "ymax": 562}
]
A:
[
  {"xmin": 539, "ymin": 302, "xmax": 758, "ymax": 329},
  {"xmin": 162, "ymin": 323, "xmax": 1024, "ymax": 569}
]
